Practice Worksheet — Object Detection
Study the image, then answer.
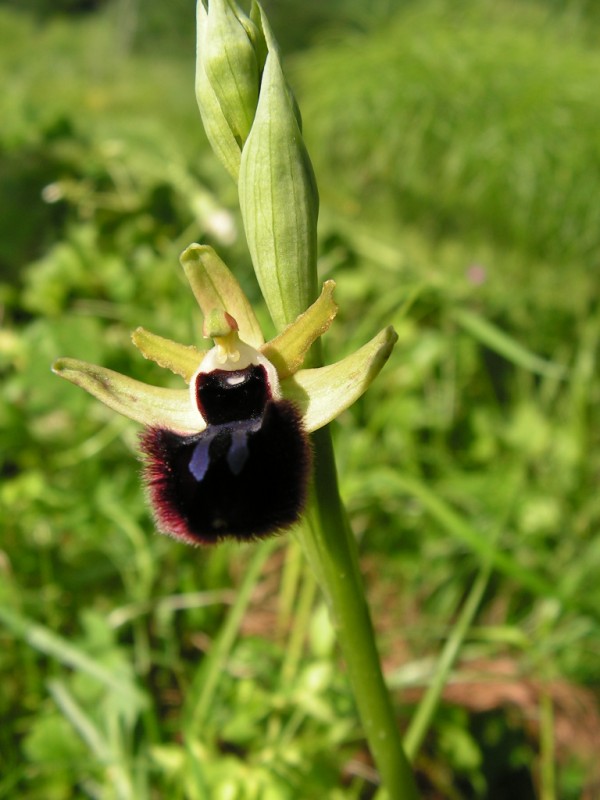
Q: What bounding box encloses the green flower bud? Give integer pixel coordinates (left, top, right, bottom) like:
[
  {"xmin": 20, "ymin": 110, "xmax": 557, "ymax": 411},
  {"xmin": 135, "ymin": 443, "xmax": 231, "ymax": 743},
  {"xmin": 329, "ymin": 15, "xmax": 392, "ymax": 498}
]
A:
[
  {"xmin": 238, "ymin": 34, "xmax": 319, "ymax": 332},
  {"xmin": 195, "ymin": 0, "xmax": 263, "ymax": 179}
]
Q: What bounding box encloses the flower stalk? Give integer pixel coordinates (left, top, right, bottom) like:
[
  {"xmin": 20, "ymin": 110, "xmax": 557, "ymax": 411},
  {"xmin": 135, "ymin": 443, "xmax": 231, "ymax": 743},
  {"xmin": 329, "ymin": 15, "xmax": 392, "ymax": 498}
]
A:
[
  {"xmin": 302, "ymin": 427, "xmax": 419, "ymax": 799},
  {"xmin": 195, "ymin": 1, "xmax": 419, "ymax": 795}
]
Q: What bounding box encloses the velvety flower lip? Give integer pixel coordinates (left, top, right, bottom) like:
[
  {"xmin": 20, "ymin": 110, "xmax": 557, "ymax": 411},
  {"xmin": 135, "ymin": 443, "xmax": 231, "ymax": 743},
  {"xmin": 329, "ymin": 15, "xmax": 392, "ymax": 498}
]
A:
[
  {"xmin": 141, "ymin": 370, "xmax": 310, "ymax": 545},
  {"xmin": 52, "ymin": 243, "xmax": 397, "ymax": 543}
]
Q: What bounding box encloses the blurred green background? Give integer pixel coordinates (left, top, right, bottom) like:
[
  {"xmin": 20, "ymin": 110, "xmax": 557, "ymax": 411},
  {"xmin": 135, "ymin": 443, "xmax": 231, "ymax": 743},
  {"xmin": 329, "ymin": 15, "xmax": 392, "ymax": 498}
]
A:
[{"xmin": 1, "ymin": 0, "xmax": 600, "ymax": 797}]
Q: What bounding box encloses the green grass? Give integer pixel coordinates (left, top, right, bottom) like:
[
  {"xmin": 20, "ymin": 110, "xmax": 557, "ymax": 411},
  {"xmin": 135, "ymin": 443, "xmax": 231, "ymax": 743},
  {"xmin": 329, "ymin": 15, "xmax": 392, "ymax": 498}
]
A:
[
  {"xmin": 296, "ymin": 0, "xmax": 600, "ymax": 313},
  {"xmin": 1, "ymin": 1, "xmax": 599, "ymax": 797}
]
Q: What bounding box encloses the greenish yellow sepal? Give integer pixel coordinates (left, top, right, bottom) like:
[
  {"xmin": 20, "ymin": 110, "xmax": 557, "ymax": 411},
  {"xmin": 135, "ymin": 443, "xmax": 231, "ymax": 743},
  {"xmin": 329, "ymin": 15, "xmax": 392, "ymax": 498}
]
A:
[
  {"xmin": 131, "ymin": 328, "xmax": 205, "ymax": 383},
  {"xmin": 261, "ymin": 280, "xmax": 337, "ymax": 377},
  {"xmin": 195, "ymin": 2, "xmax": 242, "ymax": 180},
  {"xmin": 180, "ymin": 243, "xmax": 264, "ymax": 348},
  {"xmin": 203, "ymin": 0, "xmax": 259, "ymax": 145},
  {"xmin": 53, "ymin": 358, "xmax": 204, "ymax": 434},
  {"xmin": 281, "ymin": 326, "xmax": 398, "ymax": 433},
  {"xmin": 238, "ymin": 46, "xmax": 319, "ymax": 331}
]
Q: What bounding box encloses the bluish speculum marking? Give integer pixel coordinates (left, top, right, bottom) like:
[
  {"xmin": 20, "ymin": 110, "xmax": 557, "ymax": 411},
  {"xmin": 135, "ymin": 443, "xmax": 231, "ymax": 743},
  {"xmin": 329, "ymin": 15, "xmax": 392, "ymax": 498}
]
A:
[{"xmin": 188, "ymin": 431, "xmax": 214, "ymax": 481}]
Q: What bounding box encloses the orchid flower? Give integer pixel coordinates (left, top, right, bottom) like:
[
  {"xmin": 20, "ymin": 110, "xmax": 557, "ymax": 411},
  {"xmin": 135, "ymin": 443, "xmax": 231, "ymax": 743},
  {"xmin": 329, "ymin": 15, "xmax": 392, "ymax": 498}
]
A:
[
  {"xmin": 53, "ymin": 243, "xmax": 397, "ymax": 545},
  {"xmin": 51, "ymin": 1, "xmax": 419, "ymax": 793}
]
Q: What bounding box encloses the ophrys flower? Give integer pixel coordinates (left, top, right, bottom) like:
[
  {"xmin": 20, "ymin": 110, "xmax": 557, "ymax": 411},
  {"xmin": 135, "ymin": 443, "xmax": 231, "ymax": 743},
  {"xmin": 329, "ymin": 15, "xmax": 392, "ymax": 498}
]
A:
[{"xmin": 53, "ymin": 244, "xmax": 397, "ymax": 544}]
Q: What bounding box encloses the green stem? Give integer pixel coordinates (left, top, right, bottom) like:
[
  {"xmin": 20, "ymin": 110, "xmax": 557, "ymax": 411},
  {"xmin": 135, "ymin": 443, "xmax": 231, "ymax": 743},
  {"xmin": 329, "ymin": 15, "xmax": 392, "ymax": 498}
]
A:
[{"xmin": 297, "ymin": 426, "xmax": 419, "ymax": 800}]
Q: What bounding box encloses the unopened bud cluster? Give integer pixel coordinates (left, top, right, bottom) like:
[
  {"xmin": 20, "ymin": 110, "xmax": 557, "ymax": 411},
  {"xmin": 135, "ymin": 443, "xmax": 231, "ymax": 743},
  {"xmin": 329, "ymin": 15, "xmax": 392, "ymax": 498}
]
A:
[{"xmin": 196, "ymin": 0, "xmax": 319, "ymax": 332}]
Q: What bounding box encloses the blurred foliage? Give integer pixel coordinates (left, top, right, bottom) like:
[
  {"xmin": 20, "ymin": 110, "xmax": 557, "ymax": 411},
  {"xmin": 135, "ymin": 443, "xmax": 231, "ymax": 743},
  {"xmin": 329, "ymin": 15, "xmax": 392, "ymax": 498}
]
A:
[
  {"xmin": 297, "ymin": 1, "xmax": 600, "ymax": 312},
  {"xmin": 1, "ymin": 1, "xmax": 600, "ymax": 798}
]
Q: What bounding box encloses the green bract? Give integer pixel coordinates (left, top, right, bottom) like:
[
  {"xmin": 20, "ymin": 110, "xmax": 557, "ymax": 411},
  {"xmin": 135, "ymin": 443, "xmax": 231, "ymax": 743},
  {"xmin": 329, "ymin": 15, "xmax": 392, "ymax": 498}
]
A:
[
  {"xmin": 238, "ymin": 43, "xmax": 319, "ymax": 331},
  {"xmin": 53, "ymin": 245, "xmax": 397, "ymax": 436}
]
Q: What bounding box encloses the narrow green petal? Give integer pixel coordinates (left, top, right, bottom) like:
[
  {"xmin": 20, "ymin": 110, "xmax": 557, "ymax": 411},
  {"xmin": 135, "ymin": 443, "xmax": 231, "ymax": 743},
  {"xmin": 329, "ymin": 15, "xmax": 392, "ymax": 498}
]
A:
[
  {"xmin": 180, "ymin": 243, "xmax": 264, "ymax": 348},
  {"xmin": 261, "ymin": 280, "xmax": 337, "ymax": 378},
  {"xmin": 131, "ymin": 328, "xmax": 206, "ymax": 383},
  {"xmin": 195, "ymin": 1, "xmax": 241, "ymax": 180},
  {"xmin": 281, "ymin": 327, "xmax": 398, "ymax": 433},
  {"xmin": 53, "ymin": 358, "xmax": 204, "ymax": 434}
]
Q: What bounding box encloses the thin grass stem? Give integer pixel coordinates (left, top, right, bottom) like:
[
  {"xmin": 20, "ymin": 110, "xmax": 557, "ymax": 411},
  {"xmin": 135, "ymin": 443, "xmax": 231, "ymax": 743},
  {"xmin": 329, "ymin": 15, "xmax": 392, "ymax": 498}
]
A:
[
  {"xmin": 184, "ymin": 539, "xmax": 278, "ymax": 733},
  {"xmin": 403, "ymin": 559, "xmax": 492, "ymax": 761},
  {"xmin": 280, "ymin": 562, "xmax": 318, "ymax": 687},
  {"xmin": 539, "ymin": 690, "xmax": 556, "ymax": 800}
]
